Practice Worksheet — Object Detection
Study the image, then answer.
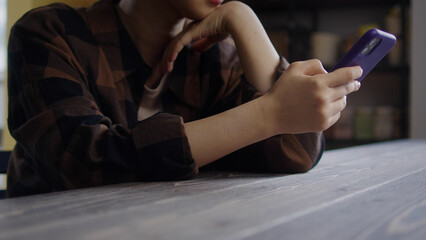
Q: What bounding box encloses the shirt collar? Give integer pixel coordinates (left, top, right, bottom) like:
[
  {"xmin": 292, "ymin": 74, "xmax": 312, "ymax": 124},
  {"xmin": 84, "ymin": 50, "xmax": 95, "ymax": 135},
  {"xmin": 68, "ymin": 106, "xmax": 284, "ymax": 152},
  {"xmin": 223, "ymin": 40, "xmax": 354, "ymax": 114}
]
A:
[{"xmin": 83, "ymin": 0, "xmax": 149, "ymax": 82}]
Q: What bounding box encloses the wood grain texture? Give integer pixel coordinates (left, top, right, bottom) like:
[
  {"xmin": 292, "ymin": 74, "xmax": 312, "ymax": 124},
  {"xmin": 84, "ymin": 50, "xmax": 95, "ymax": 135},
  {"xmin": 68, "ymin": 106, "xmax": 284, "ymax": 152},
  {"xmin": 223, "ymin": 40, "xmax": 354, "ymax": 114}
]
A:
[{"xmin": 0, "ymin": 139, "xmax": 425, "ymax": 240}]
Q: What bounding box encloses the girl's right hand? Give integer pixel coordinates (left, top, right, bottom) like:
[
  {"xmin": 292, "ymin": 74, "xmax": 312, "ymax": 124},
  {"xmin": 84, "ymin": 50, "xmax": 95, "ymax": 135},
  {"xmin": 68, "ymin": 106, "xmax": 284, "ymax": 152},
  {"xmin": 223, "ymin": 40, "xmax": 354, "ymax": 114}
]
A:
[{"xmin": 262, "ymin": 59, "xmax": 362, "ymax": 134}]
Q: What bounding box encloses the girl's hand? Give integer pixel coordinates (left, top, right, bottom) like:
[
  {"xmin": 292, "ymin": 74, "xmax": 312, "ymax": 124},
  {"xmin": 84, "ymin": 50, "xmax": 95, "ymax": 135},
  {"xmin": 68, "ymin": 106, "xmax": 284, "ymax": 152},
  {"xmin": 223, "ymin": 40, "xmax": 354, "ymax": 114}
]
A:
[
  {"xmin": 262, "ymin": 59, "xmax": 362, "ymax": 134},
  {"xmin": 161, "ymin": 2, "xmax": 279, "ymax": 93},
  {"xmin": 160, "ymin": 2, "xmax": 248, "ymax": 73}
]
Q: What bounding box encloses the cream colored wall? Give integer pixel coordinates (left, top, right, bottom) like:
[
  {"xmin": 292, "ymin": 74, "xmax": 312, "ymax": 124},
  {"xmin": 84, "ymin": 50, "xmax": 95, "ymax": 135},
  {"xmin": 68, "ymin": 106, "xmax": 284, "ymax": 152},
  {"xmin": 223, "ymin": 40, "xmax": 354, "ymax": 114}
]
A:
[
  {"xmin": 410, "ymin": 0, "xmax": 426, "ymax": 138},
  {"xmin": 2, "ymin": 0, "xmax": 97, "ymax": 150}
]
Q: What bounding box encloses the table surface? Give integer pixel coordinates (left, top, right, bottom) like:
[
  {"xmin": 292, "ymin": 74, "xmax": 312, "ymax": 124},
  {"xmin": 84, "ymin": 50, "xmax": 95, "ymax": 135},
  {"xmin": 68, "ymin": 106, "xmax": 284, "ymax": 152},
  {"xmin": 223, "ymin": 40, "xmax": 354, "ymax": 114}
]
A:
[{"xmin": 1, "ymin": 139, "xmax": 426, "ymax": 240}]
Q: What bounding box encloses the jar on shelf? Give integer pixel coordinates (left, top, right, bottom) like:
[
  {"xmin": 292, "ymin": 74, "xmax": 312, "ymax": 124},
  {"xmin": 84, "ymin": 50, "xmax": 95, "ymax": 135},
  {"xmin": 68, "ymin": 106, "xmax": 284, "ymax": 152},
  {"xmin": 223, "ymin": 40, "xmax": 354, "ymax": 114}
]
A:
[
  {"xmin": 354, "ymin": 106, "xmax": 374, "ymax": 141},
  {"xmin": 374, "ymin": 106, "xmax": 395, "ymax": 140}
]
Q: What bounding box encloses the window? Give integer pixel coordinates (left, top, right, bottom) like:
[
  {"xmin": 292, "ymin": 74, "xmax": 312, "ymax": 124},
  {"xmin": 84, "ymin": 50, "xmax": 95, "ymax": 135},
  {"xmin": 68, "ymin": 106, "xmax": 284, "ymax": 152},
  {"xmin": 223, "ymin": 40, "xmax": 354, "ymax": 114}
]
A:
[
  {"xmin": 0, "ymin": 0, "xmax": 4, "ymax": 188},
  {"xmin": 0, "ymin": 0, "xmax": 6, "ymax": 135}
]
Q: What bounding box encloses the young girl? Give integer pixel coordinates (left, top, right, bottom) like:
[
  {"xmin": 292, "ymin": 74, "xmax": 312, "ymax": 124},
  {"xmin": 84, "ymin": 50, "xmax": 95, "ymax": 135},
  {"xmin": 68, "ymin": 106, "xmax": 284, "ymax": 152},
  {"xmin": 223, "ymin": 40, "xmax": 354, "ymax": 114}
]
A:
[{"xmin": 6, "ymin": 0, "xmax": 361, "ymax": 197}]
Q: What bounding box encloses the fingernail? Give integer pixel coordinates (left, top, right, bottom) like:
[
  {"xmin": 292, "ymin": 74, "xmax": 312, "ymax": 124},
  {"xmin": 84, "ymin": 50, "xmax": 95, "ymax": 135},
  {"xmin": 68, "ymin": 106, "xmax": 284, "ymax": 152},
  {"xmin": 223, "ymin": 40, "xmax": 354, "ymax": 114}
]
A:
[
  {"xmin": 355, "ymin": 81, "xmax": 361, "ymax": 90},
  {"xmin": 358, "ymin": 67, "xmax": 363, "ymax": 77}
]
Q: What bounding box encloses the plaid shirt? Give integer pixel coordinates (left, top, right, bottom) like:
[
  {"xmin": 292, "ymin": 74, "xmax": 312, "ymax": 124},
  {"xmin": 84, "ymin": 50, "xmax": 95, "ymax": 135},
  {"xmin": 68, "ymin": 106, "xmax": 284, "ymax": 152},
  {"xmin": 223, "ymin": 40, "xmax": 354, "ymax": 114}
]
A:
[{"xmin": 6, "ymin": 0, "xmax": 324, "ymax": 198}]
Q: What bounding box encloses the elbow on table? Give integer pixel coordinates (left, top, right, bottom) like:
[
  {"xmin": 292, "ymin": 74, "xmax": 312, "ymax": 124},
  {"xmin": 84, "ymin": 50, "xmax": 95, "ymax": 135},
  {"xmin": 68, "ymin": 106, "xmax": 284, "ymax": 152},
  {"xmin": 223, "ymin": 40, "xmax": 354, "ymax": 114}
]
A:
[
  {"xmin": 268, "ymin": 133, "xmax": 324, "ymax": 174},
  {"xmin": 274, "ymin": 154, "xmax": 319, "ymax": 174},
  {"xmin": 289, "ymin": 154, "xmax": 320, "ymax": 173}
]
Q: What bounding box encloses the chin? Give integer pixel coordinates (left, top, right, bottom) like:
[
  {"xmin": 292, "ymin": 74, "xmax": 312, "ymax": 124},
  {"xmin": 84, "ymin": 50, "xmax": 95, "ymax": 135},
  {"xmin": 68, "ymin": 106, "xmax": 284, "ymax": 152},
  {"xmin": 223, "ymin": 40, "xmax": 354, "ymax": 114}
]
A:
[
  {"xmin": 188, "ymin": 12, "xmax": 211, "ymax": 21},
  {"xmin": 188, "ymin": 7, "xmax": 217, "ymax": 20},
  {"xmin": 172, "ymin": 0, "xmax": 219, "ymax": 20}
]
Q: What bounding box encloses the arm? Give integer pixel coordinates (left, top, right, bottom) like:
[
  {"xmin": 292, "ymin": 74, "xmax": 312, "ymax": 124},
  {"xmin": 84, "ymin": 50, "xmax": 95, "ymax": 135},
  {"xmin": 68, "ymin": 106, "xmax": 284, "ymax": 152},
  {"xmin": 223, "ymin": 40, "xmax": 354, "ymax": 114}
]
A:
[
  {"xmin": 161, "ymin": 2, "xmax": 362, "ymax": 168},
  {"xmin": 163, "ymin": 2, "xmax": 280, "ymax": 93},
  {"xmin": 8, "ymin": 6, "xmax": 197, "ymax": 193},
  {"xmin": 224, "ymin": 2, "xmax": 281, "ymax": 93},
  {"xmin": 187, "ymin": 60, "xmax": 362, "ymax": 167}
]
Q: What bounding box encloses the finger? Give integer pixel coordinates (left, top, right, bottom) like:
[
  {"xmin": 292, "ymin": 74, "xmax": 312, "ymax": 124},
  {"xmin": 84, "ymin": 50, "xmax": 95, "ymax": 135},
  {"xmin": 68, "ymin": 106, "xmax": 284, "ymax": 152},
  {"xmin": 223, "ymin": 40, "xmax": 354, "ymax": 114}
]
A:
[
  {"xmin": 162, "ymin": 23, "xmax": 202, "ymax": 72},
  {"xmin": 172, "ymin": 21, "xmax": 208, "ymax": 57},
  {"xmin": 293, "ymin": 59, "xmax": 328, "ymax": 76},
  {"xmin": 330, "ymin": 81, "xmax": 361, "ymax": 101},
  {"xmin": 329, "ymin": 96, "xmax": 347, "ymax": 116},
  {"xmin": 161, "ymin": 39, "xmax": 174, "ymax": 72},
  {"xmin": 192, "ymin": 34, "xmax": 228, "ymax": 52},
  {"xmin": 169, "ymin": 31, "xmax": 197, "ymax": 61},
  {"xmin": 327, "ymin": 66, "xmax": 363, "ymax": 87},
  {"xmin": 192, "ymin": 37, "xmax": 216, "ymax": 52},
  {"xmin": 161, "ymin": 37, "xmax": 187, "ymax": 72},
  {"xmin": 327, "ymin": 112, "xmax": 341, "ymax": 130}
]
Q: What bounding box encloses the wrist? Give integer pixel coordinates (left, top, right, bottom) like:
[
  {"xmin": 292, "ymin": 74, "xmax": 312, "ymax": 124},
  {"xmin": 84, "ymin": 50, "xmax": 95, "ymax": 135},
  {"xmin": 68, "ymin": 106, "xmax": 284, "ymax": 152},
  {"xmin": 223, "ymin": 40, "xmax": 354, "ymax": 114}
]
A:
[
  {"xmin": 253, "ymin": 95, "xmax": 279, "ymax": 138},
  {"xmin": 222, "ymin": 2, "xmax": 256, "ymax": 35}
]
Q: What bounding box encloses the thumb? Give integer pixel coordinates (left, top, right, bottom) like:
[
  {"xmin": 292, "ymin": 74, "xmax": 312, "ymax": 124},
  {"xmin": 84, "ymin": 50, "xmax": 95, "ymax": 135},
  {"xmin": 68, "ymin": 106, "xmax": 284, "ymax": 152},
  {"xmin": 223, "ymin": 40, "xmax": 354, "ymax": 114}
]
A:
[{"xmin": 290, "ymin": 59, "xmax": 328, "ymax": 76}]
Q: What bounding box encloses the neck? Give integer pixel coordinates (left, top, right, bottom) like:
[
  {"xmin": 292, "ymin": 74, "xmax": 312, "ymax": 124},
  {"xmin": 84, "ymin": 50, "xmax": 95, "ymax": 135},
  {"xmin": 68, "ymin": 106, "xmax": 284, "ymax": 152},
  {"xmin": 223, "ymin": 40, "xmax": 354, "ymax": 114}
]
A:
[{"xmin": 117, "ymin": 0, "xmax": 185, "ymax": 67}]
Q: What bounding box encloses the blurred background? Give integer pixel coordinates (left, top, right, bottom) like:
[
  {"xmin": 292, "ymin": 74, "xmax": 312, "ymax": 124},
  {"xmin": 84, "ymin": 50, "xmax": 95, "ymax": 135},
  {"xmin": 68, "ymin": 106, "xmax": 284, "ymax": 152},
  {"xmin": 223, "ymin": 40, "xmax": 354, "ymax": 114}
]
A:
[
  {"xmin": 237, "ymin": 0, "xmax": 425, "ymax": 149},
  {"xmin": 0, "ymin": 0, "xmax": 425, "ymax": 150}
]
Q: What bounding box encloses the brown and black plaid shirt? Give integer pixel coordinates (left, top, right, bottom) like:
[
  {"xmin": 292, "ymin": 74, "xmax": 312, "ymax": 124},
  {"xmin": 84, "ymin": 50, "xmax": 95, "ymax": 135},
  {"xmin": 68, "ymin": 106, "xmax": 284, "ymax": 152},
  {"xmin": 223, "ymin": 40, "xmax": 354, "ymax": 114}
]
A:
[{"xmin": 7, "ymin": 0, "xmax": 324, "ymax": 198}]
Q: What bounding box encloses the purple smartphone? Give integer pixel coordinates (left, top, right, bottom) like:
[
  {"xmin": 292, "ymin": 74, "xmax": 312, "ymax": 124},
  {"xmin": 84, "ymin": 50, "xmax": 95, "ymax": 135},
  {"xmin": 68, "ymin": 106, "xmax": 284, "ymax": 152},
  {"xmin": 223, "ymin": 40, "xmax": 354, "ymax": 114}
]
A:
[{"xmin": 331, "ymin": 28, "xmax": 397, "ymax": 81}]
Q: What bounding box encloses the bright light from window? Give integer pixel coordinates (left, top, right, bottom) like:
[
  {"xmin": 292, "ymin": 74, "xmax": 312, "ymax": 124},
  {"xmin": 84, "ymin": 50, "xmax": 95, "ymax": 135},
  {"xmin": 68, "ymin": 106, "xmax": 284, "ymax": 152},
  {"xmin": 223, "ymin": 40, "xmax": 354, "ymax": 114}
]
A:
[
  {"xmin": 0, "ymin": 0, "xmax": 5, "ymax": 74},
  {"xmin": 0, "ymin": 0, "xmax": 6, "ymax": 131}
]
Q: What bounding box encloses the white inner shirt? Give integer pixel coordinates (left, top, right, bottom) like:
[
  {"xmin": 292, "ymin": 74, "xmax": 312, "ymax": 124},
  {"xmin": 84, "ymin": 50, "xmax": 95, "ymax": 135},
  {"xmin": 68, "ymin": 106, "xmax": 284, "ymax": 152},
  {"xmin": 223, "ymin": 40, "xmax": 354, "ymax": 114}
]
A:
[{"xmin": 137, "ymin": 73, "xmax": 169, "ymax": 121}]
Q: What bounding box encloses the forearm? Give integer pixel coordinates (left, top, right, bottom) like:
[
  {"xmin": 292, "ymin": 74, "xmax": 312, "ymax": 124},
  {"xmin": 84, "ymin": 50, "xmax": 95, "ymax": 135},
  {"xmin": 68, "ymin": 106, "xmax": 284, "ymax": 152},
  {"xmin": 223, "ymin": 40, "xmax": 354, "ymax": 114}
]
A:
[
  {"xmin": 184, "ymin": 96, "xmax": 273, "ymax": 167},
  {"xmin": 226, "ymin": 2, "xmax": 281, "ymax": 93}
]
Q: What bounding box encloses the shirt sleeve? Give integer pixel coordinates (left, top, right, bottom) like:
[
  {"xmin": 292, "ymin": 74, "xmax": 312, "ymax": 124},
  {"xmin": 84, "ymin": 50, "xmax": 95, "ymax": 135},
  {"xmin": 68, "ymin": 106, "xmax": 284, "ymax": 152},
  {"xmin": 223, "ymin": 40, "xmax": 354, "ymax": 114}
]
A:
[
  {"xmin": 202, "ymin": 44, "xmax": 324, "ymax": 174},
  {"xmin": 7, "ymin": 8, "xmax": 196, "ymax": 194}
]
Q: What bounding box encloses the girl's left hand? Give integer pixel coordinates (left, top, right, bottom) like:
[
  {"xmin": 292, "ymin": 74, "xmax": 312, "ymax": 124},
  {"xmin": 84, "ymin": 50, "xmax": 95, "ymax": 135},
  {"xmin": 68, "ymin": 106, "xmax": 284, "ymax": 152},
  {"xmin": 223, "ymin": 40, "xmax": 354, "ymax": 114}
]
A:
[{"xmin": 160, "ymin": 2, "xmax": 250, "ymax": 73}]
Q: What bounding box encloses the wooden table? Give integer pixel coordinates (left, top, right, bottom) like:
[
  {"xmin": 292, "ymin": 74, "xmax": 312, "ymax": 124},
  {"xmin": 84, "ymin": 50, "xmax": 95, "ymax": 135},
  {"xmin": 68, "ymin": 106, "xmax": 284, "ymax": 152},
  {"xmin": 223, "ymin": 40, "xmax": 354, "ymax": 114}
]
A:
[{"xmin": 1, "ymin": 139, "xmax": 426, "ymax": 240}]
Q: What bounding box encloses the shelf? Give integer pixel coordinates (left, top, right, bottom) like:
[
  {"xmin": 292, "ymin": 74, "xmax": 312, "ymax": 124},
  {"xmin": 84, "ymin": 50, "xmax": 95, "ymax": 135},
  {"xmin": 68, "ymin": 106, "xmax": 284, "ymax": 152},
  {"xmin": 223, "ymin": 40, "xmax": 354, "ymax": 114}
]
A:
[
  {"xmin": 325, "ymin": 139, "xmax": 399, "ymax": 150},
  {"xmin": 238, "ymin": 0, "xmax": 411, "ymax": 144},
  {"xmin": 241, "ymin": 0, "xmax": 409, "ymax": 12}
]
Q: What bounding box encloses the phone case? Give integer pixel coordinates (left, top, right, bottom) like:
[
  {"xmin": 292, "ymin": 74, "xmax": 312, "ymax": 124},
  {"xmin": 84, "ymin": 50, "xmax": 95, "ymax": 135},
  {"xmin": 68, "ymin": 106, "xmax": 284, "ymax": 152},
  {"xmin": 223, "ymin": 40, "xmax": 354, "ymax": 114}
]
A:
[{"xmin": 331, "ymin": 28, "xmax": 397, "ymax": 81}]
